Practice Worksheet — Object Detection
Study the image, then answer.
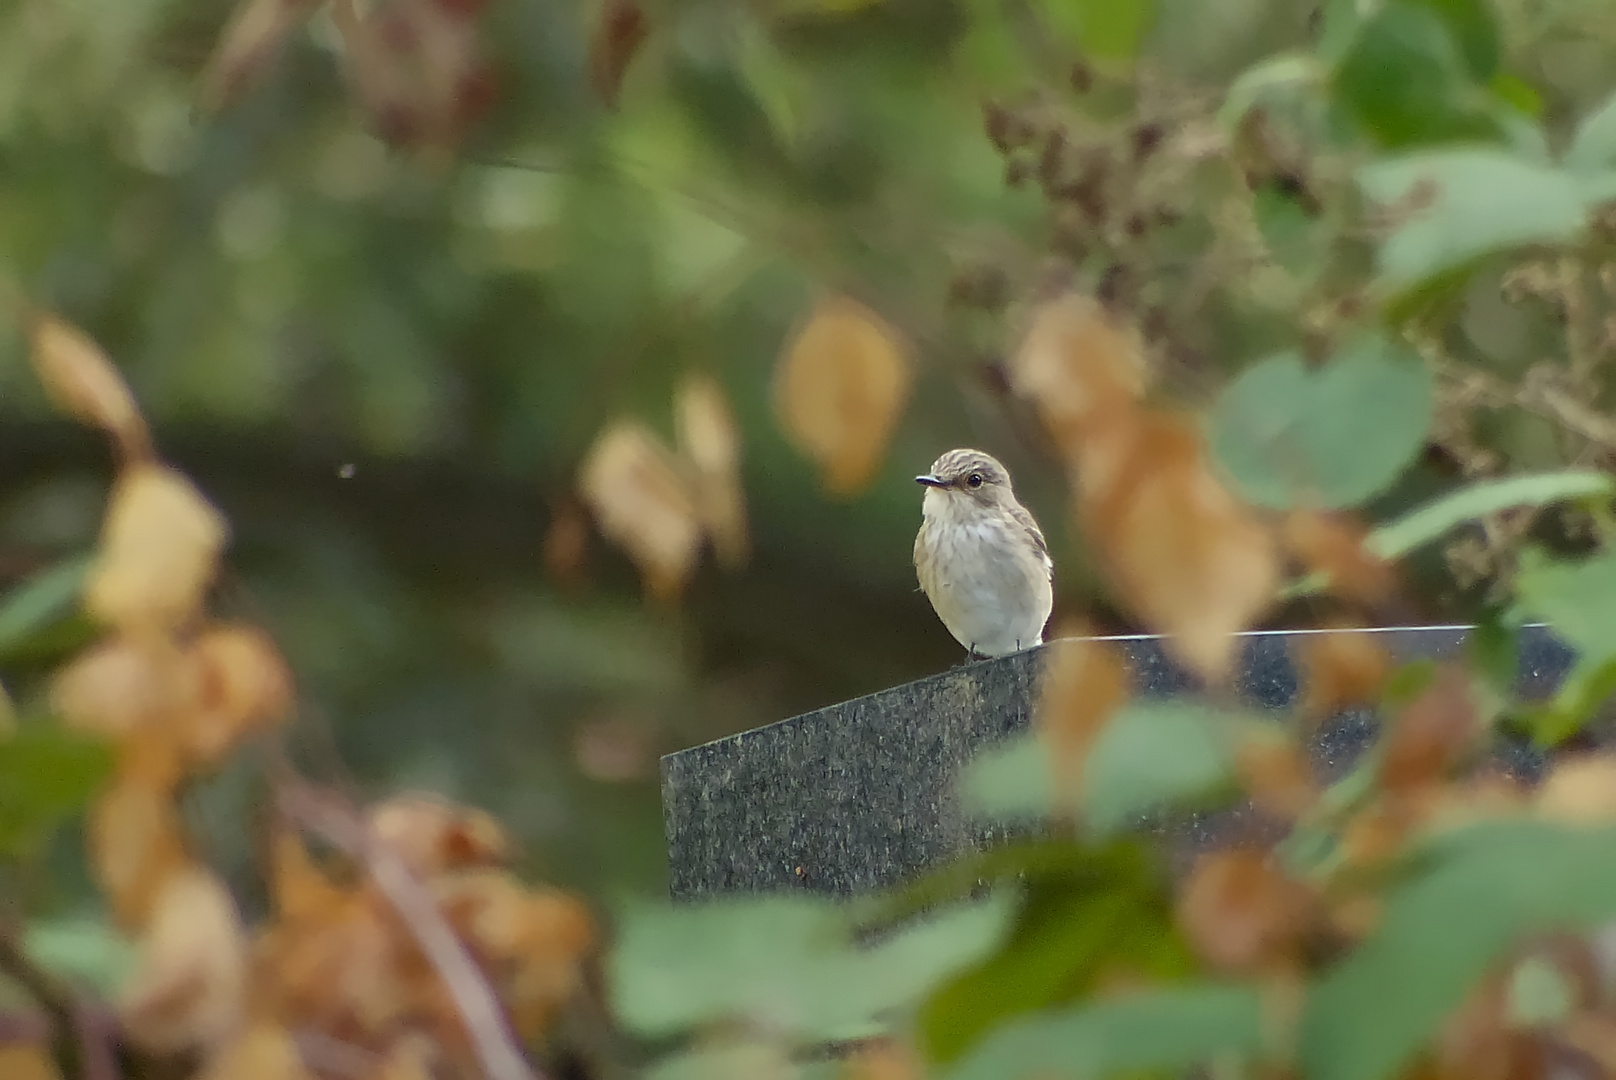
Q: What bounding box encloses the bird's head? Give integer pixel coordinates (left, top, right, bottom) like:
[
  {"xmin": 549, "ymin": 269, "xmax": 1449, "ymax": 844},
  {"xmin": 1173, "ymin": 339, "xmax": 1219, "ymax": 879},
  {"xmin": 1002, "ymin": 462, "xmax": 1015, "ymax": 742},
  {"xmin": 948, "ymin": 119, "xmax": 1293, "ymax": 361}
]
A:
[{"xmin": 915, "ymin": 448, "xmax": 1015, "ymax": 513}]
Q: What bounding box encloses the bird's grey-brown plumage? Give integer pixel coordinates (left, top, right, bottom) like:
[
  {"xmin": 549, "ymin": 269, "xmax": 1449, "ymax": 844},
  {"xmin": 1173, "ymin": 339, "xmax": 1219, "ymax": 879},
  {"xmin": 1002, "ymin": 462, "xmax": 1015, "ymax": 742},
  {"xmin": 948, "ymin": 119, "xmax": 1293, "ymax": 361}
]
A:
[{"xmin": 913, "ymin": 449, "xmax": 1053, "ymax": 658}]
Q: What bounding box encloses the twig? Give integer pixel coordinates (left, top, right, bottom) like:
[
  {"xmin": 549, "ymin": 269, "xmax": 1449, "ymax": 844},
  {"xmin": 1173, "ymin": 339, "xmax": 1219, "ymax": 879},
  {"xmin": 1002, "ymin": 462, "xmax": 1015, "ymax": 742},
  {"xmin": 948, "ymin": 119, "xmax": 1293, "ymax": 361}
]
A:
[
  {"xmin": 0, "ymin": 934, "xmax": 121, "ymax": 1080},
  {"xmin": 276, "ymin": 782, "xmax": 542, "ymax": 1080}
]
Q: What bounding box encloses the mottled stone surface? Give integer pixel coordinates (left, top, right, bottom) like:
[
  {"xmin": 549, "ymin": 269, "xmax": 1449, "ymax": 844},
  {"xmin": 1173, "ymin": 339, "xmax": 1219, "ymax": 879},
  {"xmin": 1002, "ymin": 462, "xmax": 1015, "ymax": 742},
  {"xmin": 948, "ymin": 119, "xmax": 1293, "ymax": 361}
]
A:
[{"xmin": 661, "ymin": 626, "xmax": 1576, "ymax": 899}]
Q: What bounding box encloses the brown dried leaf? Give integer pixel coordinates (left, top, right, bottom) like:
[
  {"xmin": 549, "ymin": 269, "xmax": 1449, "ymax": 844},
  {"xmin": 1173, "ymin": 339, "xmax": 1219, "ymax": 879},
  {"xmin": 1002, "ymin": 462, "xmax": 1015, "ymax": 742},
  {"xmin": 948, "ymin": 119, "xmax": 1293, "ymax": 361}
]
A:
[
  {"xmin": 0, "ymin": 1047, "xmax": 61, "ymax": 1080},
  {"xmin": 578, "ymin": 420, "xmax": 702, "ymax": 602},
  {"xmin": 1380, "ymin": 665, "xmax": 1478, "ymax": 794},
  {"xmin": 196, "ymin": 1023, "xmax": 316, "ymax": 1080},
  {"xmin": 257, "ymin": 881, "xmax": 432, "ymax": 1042},
  {"xmin": 1297, "ymin": 628, "xmax": 1392, "ymax": 719},
  {"xmin": 270, "ymin": 831, "xmax": 348, "ymax": 923},
  {"xmin": 52, "ymin": 635, "xmax": 193, "ymax": 740},
  {"xmin": 91, "ymin": 774, "xmax": 191, "ymax": 929},
  {"xmin": 1034, "ymin": 630, "xmax": 1129, "ymax": 790},
  {"xmin": 118, "ymin": 866, "xmax": 248, "ymax": 1054},
  {"xmin": 1536, "ymin": 753, "xmax": 1616, "ymax": 826},
  {"xmin": 368, "ymin": 793, "xmax": 510, "ymax": 876},
  {"xmin": 543, "ymin": 498, "xmax": 592, "ymax": 588},
  {"xmin": 1234, "ymin": 730, "xmax": 1317, "ymax": 820},
  {"xmin": 1177, "ymin": 851, "xmax": 1312, "ymax": 975},
  {"xmin": 86, "ymin": 464, "xmax": 229, "ymax": 634},
  {"xmin": 435, "ymin": 870, "xmax": 595, "ymax": 1038},
  {"xmin": 1009, "ymin": 293, "xmax": 1149, "ymax": 455},
  {"xmin": 589, "ymin": 0, "xmax": 648, "ymax": 110},
  {"xmin": 675, "ymin": 372, "xmax": 749, "ymax": 569},
  {"xmin": 1282, "ymin": 510, "xmax": 1396, "ymax": 608},
  {"xmin": 573, "ymin": 717, "xmax": 652, "ymax": 781},
  {"xmin": 184, "ymin": 622, "xmax": 295, "ymax": 767},
  {"xmin": 1077, "ymin": 411, "xmax": 1278, "ymax": 681},
  {"xmin": 199, "ymin": 0, "xmax": 324, "ymax": 113},
  {"xmin": 28, "ymin": 313, "xmax": 151, "ymax": 460},
  {"xmin": 774, "ymin": 297, "xmax": 912, "ymax": 497}
]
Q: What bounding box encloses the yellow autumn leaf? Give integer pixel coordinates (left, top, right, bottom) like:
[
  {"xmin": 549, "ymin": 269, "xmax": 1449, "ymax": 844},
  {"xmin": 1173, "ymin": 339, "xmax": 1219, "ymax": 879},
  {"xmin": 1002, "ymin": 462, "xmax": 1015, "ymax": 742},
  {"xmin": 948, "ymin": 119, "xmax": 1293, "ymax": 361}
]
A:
[
  {"xmin": 1077, "ymin": 411, "xmax": 1278, "ymax": 682},
  {"xmin": 1009, "ymin": 293, "xmax": 1149, "ymax": 460},
  {"xmin": 774, "ymin": 296, "xmax": 912, "ymax": 496},
  {"xmin": 578, "ymin": 420, "xmax": 702, "ymax": 602},
  {"xmin": 85, "ymin": 464, "xmax": 230, "ymax": 634},
  {"xmin": 675, "ymin": 372, "xmax": 749, "ymax": 569},
  {"xmin": 29, "ymin": 312, "xmax": 151, "ymax": 461},
  {"xmin": 196, "ymin": 1023, "xmax": 317, "ymax": 1080},
  {"xmin": 119, "ymin": 866, "xmax": 249, "ymax": 1054}
]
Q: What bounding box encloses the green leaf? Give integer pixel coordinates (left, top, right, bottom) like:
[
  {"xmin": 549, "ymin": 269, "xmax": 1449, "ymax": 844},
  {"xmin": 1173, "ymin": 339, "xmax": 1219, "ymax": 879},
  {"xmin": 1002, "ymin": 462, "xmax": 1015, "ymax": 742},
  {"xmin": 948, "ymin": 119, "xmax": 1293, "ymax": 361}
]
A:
[
  {"xmin": 1219, "ymin": 53, "xmax": 1323, "ymax": 131},
  {"xmin": 1566, "ymin": 88, "xmax": 1616, "ymax": 173},
  {"xmin": 1300, "ymin": 820, "xmax": 1616, "ymax": 1080},
  {"xmin": 1039, "ymin": 0, "xmax": 1157, "ymax": 66},
  {"xmin": 1515, "ymin": 547, "xmax": 1616, "ymax": 660},
  {"xmin": 645, "ymin": 1041, "xmax": 839, "ymax": 1080},
  {"xmin": 1330, "ymin": 3, "xmax": 1500, "ymax": 149},
  {"xmin": 609, "ymin": 892, "xmax": 1014, "ymax": 1042},
  {"xmin": 0, "ymin": 723, "xmax": 114, "ymax": 857},
  {"xmin": 1253, "ymin": 182, "xmax": 1323, "ymax": 279},
  {"xmin": 1404, "ymin": 0, "xmax": 1500, "ymax": 81},
  {"xmin": 1517, "ymin": 653, "xmax": 1616, "ymax": 747},
  {"xmin": 945, "ymin": 983, "xmax": 1267, "ymax": 1080},
  {"xmin": 1208, "ymin": 336, "xmax": 1432, "ymax": 510},
  {"xmin": 1357, "ymin": 150, "xmax": 1616, "ymax": 292},
  {"xmin": 0, "ymin": 555, "xmax": 94, "ymax": 667},
  {"xmin": 1367, "ymin": 470, "xmax": 1615, "ymax": 560},
  {"xmin": 23, "ymin": 917, "xmax": 136, "ymax": 995},
  {"xmin": 919, "ymin": 840, "xmax": 1191, "ymax": 1065},
  {"xmin": 962, "ymin": 702, "xmax": 1252, "ymax": 833}
]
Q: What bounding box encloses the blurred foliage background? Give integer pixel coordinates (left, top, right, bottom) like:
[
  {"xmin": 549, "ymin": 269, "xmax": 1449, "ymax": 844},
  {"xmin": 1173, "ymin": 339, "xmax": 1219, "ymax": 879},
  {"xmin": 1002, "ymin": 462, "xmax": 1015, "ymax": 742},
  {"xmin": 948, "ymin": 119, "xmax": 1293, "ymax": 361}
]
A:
[{"xmin": 4, "ymin": 0, "xmax": 1616, "ymax": 912}]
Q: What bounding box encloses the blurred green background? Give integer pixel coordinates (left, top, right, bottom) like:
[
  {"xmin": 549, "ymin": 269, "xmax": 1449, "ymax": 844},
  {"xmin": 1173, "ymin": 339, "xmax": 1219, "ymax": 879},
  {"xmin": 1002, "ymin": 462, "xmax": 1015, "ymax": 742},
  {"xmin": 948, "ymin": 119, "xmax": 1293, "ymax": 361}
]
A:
[{"xmin": 4, "ymin": 0, "xmax": 1615, "ymax": 902}]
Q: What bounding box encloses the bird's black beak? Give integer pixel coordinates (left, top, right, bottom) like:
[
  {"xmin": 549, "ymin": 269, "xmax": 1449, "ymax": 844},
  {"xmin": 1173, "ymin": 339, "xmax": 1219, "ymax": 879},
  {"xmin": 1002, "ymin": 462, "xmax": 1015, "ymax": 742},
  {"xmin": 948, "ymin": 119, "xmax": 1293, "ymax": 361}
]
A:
[{"xmin": 915, "ymin": 475, "xmax": 947, "ymax": 487}]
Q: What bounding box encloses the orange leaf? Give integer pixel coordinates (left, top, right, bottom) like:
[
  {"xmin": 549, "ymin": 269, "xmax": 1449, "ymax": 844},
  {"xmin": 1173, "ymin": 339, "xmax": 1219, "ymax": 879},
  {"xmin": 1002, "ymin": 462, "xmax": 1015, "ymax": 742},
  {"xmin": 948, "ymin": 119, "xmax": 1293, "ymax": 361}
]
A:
[
  {"xmin": 774, "ymin": 296, "xmax": 912, "ymax": 497},
  {"xmin": 90, "ymin": 774, "xmax": 191, "ymax": 929},
  {"xmin": 675, "ymin": 373, "xmax": 749, "ymax": 569},
  {"xmin": 1034, "ymin": 629, "xmax": 1129, "ymax": 790},
  {"xmin": 1177, "ymin": 851, "xmax": 1313, "ymax": 975},
  {"xmin": 53, "ymin": 635, "xmax": 194, "ymax": 740},
  {"xmin": 578, "ymin": 420, "xmax": 702, "ymax": 602},
  {"xmin": 1234, "ymin": 730, "xmax": 1317, "ymax": 820},
  {"xmin": 1380, "ymin": 665, "xmax": 1477, "ymax": 794},
  {"xmin": 1296, "ymin": 628, "xmax": 1392, "ymax": 719},
  {"xmin": 269, "ymin": 831, "xmax": 348, "ymax": 924},
  {"xmin": 184, "ymin": 622, "xmax": 295, "ymax": 768},
  {"xmin": 588, "ymin": 0, "xmax": 648, "ymax": 110},
  {"xmin": 85, "ymin": 464, "xmax": 229, "ymax": 634},
  {"xmin": 28, "ymin": 313, "xmax": 151, "ymax": 461},
  {"xmin": 118, "ymin": 867, "xmax": 248, "ymax": 1054},
  {"xmin": 1282, "ymin": 510, "xmax": 1396, "ymax": 608},
  {"xmin": 0, "ymin": 1047, "xmax": 61, "ymax": 1080},
  {"xmin": 1008, "ymin": 293, "xmax": 1149, "ymax": 456},
  {"xmin": 1077, "ymin": 411, "xmax": 1278, "ymax": 681},
  {"xmin": 368, "ymin": 793, "xmax": 510, "ymax": 877},
  {"xmin": 435, "ymin": 870, "xmax": 595, "ymax": 1040},
  {"xmin": 257, "ymin": 885, "xmax": 422, "ymax": 1040}
]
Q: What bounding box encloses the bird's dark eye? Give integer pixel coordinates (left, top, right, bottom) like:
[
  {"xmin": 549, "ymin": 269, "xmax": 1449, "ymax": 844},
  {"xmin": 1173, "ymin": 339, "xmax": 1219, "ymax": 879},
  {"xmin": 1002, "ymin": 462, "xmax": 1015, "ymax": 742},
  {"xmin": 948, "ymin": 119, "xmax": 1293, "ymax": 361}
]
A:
[{"xmin": 967, "ymin": 473, "xmax": 983, "ymax": 488}]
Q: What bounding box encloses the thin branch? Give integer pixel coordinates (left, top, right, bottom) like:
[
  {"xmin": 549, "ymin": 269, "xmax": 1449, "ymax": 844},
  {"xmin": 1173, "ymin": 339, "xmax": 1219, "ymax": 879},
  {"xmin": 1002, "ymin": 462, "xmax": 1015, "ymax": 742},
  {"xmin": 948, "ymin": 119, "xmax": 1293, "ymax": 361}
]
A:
[
  {"xmin": 0, "ymin": 934, "xmax": 122, "ymax": 1080},
  {"xmin": 277, "ymin": 782, "xmax": 543, "ymax": 1080}
]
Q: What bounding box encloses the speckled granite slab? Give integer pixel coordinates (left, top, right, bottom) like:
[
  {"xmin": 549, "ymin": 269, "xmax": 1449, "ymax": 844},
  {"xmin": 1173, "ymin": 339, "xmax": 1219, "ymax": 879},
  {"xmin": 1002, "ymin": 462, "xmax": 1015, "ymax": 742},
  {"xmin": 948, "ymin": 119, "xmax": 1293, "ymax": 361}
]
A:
[{"xmin": 661, "ymin": 626, "xmax": 1576, "ymax": 899}]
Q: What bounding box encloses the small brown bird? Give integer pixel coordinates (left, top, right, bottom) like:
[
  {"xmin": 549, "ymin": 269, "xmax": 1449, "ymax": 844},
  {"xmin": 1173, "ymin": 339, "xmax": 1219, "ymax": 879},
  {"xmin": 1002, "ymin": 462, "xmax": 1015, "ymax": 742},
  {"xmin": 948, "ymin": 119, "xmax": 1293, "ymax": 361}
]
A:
[{"xmin": 913, "ymin": 448, "xmax": 1054, "ymax": 659}]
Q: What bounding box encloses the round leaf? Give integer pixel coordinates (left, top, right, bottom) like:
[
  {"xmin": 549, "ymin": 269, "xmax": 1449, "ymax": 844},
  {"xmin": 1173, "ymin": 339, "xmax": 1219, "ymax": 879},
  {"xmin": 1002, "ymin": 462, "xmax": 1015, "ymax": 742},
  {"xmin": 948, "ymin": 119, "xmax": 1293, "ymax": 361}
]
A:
[{"xmin": 1209, "ymin": 337, "xmax": 1433, "ymax": 510}]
